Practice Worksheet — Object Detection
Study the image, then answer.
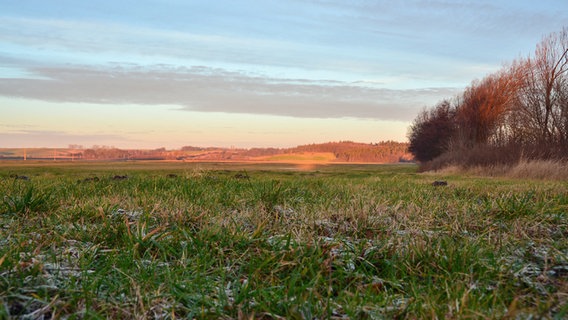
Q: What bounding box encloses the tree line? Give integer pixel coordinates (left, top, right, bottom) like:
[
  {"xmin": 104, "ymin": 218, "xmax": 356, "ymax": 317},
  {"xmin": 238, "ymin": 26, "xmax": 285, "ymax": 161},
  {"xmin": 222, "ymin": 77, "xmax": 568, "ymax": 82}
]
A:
[
  {"xmin": 290, "ymin": 141, "xmax": 411, "ymax": 163},
  {"xmin": 74, "ymin": 141, "xmax": 411, "ymax": 163},
  {"xmin": 408, "ymin": 27, "xmax": 568, "ymax": 170}
]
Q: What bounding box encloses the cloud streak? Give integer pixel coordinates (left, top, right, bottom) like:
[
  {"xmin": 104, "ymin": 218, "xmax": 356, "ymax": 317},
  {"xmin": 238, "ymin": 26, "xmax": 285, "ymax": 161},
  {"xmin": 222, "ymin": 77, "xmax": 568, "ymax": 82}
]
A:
[
  {"xmin": 5, "ymin": 0, "xmax": 564, "ymax": 86},
  {"xmin": 0, "ymin": 129, "xmax": 129, "ymax": 148},
  {"xmin": 0, "ymin": 64, "xmax": 459, "ymax": 121}
]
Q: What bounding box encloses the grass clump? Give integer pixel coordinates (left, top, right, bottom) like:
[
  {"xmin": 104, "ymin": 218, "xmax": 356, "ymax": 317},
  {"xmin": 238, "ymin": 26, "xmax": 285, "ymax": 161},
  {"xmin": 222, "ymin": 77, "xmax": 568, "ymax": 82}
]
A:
[
  {"xmin": 0, "ymin": 161, "xmax": 566, "ymax": 318},
  {"xmin": 1, "ymin": 181, "xmax": 55, "ymax": 216}
]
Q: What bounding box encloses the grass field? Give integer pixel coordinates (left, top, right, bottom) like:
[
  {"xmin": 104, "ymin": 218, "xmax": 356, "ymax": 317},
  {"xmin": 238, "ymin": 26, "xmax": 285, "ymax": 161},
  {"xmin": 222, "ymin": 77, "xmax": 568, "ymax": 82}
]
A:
[{"xmin": 0, "ymin": 161, "xmax": 567, "ymax": 319}]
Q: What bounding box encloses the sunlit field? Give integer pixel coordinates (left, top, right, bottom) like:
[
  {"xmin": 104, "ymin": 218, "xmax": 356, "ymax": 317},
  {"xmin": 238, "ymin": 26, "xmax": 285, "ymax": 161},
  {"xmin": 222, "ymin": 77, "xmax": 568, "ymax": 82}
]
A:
[{"xmin": 1, "ymin": 161, "xmax": 567, "ymax": 319}]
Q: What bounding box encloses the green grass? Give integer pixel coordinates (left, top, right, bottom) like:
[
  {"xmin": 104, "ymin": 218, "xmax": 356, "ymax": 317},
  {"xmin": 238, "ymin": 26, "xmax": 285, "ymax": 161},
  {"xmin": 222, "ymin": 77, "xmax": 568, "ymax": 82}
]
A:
[{"xmin": 0, "ymin": 161, "xmax": 567, "ymax": 318}]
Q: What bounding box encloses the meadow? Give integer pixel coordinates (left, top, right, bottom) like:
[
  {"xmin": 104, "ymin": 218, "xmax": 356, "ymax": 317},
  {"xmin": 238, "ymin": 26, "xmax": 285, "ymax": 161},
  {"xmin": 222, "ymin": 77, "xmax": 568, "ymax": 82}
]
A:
[{"xmin": 0, "ymin": 161, "xmax": 566, "ymax": 319}]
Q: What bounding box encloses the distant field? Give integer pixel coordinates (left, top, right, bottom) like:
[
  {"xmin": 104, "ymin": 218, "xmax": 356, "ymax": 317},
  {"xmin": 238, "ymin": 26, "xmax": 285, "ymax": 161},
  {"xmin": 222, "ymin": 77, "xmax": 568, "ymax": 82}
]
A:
[
  {"xmin": 0, "ymin": 161, "xmax": 566, "ymax": 318},
  {"xmin": 256, "ymin": 152, "xmax": 337, "ymax": 163},
  {"xmin": 0, "ymin": 148, "xmax": 83, "ymax": 161}
]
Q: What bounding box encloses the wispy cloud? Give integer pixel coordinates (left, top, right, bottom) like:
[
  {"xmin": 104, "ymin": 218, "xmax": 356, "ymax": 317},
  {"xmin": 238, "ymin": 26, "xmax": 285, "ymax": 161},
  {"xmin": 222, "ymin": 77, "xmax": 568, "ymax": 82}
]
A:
[
  {"xmin": 0, "ymin": 64, "xmax": 459, "ymax": 121},
  {"xmin": 0, "ymin": 129, "xmax": 129, "ymax": 148},
  {"xmin": 5, "ymin": 1, "xmax": 560, "ymax": 87},
  {"xmin": 0, "ymin": 16, "xmax": 362, "ymax": 78}
]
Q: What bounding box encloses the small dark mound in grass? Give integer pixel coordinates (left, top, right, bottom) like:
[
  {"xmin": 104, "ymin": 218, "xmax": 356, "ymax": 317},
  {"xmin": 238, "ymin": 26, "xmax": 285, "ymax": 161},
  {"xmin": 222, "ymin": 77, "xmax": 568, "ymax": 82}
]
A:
[
  {"xmin": 234, "ymin": 173, "xmax": 250, "ymax": 180},
  {"xmin": 10, "ymin": 174, "xmax": 30, "ymax": 181}
]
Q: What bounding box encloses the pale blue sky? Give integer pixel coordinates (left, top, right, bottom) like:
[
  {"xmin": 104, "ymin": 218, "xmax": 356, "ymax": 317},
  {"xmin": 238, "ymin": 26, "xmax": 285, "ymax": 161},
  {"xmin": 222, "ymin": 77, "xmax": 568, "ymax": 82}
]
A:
[{"xmin": 1, "ymin": 0, "xmax": 567, "ymax": 148}]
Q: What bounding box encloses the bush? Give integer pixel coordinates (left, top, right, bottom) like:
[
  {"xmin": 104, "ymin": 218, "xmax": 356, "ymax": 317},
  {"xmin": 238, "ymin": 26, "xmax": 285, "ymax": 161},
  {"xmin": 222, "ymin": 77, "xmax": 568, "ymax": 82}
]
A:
[{"xmin": 408, "ymin": 101, "xmax": 455, "ymax": 163}]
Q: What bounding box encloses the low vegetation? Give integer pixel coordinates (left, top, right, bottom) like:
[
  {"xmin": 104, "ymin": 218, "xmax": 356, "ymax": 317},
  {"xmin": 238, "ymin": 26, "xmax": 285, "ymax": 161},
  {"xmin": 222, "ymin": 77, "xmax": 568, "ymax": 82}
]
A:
[{"xmin": 1, "ymin": 162, "xmax": 566, "ymax": 318}]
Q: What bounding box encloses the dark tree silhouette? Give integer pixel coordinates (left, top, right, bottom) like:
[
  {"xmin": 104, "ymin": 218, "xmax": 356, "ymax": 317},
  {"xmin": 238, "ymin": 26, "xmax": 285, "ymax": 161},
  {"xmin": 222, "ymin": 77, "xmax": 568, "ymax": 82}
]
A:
[{"xmin": 408, "ymin": 100, "xmax": 455, "ymax": 162}]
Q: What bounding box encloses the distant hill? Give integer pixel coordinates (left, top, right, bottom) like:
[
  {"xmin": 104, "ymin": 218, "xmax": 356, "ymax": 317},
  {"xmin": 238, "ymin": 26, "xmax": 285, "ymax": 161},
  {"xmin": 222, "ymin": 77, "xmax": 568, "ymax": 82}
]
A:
[
  {"xmin": 289, "ymin": 141, "xmax": 412, "ymax": 163},
  {"xmin": 0, "ymin": 141, "xmax": 413, "ymax": 163}
]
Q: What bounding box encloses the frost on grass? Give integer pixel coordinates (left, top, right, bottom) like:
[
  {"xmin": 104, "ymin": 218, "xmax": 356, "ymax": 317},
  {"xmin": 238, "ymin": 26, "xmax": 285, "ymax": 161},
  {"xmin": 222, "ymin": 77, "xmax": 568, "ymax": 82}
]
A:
[
  {"xmin": 4, "ymin": 240, "xmax": 97, "ymax": 318},
  {"xmin": 504, "ymin": 242, "xmax": 568, "ymax": 297},
  {"xmin": 111, "ymin": 208, "xmax": 144, "ymax": 222}
]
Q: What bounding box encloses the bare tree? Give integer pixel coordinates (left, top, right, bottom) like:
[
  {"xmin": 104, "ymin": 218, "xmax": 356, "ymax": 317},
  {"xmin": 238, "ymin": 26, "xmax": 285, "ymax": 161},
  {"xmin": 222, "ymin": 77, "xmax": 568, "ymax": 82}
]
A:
[
  {"xmin": 516, "ymin": 27, "xmax": 568, "ymax": 145},
  {"xmin": 454, "ymin": 66, "xmax": 522, "ymax": 148},
  {"xmin": 557, "ymin": 74, "xmax": 568, "ymax": 145}
]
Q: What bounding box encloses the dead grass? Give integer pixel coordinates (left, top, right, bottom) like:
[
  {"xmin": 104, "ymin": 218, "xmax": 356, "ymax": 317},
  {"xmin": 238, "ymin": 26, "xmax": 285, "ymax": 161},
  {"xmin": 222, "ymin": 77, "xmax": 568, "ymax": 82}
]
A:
[
  {"xmin": 508, "ymin": 159, "xmax": 568, "ymax": 180},
  {"xmin": 428, "ymin": 159, "xmax": 568, "ymax": 180}
]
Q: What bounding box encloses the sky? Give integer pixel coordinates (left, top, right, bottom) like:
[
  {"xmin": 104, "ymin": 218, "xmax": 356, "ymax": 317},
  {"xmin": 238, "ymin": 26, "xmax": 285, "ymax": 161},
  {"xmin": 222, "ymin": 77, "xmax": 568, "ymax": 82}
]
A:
[{"xmin": 1, "ymin": 0, "xmax": 567, "ymax": 149}]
